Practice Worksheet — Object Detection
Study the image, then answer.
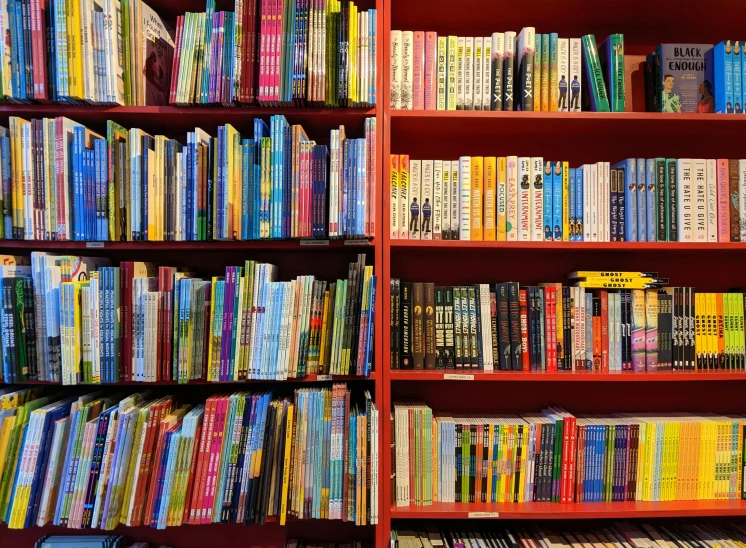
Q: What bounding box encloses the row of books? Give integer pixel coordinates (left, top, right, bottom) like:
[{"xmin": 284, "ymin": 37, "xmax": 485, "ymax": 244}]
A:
[
  {"xmin": 1, "ymin": 253, "xmax": 375, "ymax": 384},
  {"xmin": 1, "ymin": 115, "xmax": 376, "ymax": 242},
  {"xmin": 393, "ymin": 404, "xmax": 746, "ymax": 506},
  {"xmin": 171, "ymin": 0, "xmax": 377, "ymax": 107},
  {"xmin": 0, "ymin": 384, "xmax": 378, "ymax": 530},
  {"xmin": 389, "ymin": 155, "xmax": 746, "ymax": 243},
  {"xmin": 390, "ymin": 272, "xmax": 743, "ymax": 372},
  {"xmin": 391, "ymin": 522, "xmax": 746, "ymax": 548},
  {"xmin": 389, "ymin": 30, "xmax": 623, "ymax": 112},
  {"xmin": 0, "ymin": 0, "xmax": 173, "ymax": 105},
  {"xmin": 34, "ymin": 537, "xmax": 134, "ymax": 548},
  {"xmin": 646, "ymin": 42, "xmax": 746, "ymax": 114}
]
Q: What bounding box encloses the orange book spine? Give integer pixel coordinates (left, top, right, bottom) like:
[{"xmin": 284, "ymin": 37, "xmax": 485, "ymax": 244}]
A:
[
  {"xmin": 189, "ymin": 397, "xmax": 216, "ymax": 524},
  {"xmin": 470, "ymin": 156, "xmax": 484, "ymax": 240},
  {"xmin": 484, "ymin": 157, "xmax": 497, "ymax": 241},
  {"xmin": 131, "ymin": 401, "xmax": 166, "ymax": 526}
]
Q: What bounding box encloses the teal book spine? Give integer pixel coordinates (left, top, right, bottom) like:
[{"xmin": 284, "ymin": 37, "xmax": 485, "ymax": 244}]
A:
[
  {"xmin": 581, "ymin": 34, "xmax": 610, "ymax": 112},
  {"xmin": 600, "ymin": 34, "xmax": 625, "ymax": 112}
]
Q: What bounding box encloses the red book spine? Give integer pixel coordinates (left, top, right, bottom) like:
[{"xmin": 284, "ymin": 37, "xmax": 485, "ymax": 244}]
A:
[
  {"xmin": 141, "ymin": 405, "xmax": 167, "ymax": 526},
  {"xmin": 600, "ymin": 290, "xmax": 609, "ymax": 372},
  {"xmin": 189, "ymin": 397, "xmax": 215, "ymax": 523},
  {"xmin": 169, "ymin": 16, "xmax": 184, "ymax": 104},
  {"xmin": 424, "ymin": 31, "xmax": 437, "ymax": 110},
  {"xmin": 121, "ymin": 262, "xmax": 132, "ymax": 382},
  {"xmin": 29, "ymin": 0, "xmax": 43, "ymax": 99},
  {"xmin": 412, "ymin": 31, "xmax": 425, "ymax": 110},
  {"xmin": 519, "ymin": 289, "xmax": 530, "ymax": 371},
  {"xmin": 182, "ymin": 419, "xmax": 203, "ymax": 523},
  {"xmin": 566, "ymin": 416, "xmax": 577, "ymax": 503},
  {"xmin": 203, "ymin": 396, "xmax": 227, "ymax": 523}
]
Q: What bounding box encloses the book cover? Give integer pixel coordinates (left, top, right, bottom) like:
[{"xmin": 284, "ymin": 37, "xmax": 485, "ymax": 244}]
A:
[
  {"xmin": 659, "ymin": 43, "xmax": 713, "ymax": 113},
  {"xmin": 556, "ymin": 38, "xmax": 569, "ymax": 112},
  {"xmin": 490, "ymin": 33, "xmax": 504, "ymax": 111},
  {"xmin": 569, "ymin": 38, "xmax": 582, "ymax": 112}
]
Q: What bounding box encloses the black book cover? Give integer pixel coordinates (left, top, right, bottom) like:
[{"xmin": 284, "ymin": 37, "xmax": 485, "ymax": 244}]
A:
[
  {"xmin": 518, "ymin": 39, "xmax": 534, "ymax": 111},
  {"xmin": 490, "ymin": 291, "xmax": 499, "ymax": 369},
  {"xmin": 667, "ymin": 159, "xmax": 678, "ymax": 242},
  {"xmin": 400, "ymin": 282, "xmax": 413, "ymax": 369},
  {"xmin": 563, "ymin": 286, "xmax": 573, "ymax": 371},
  {"xmin": 496, "ymin": 283, "xmax": 511, "ymax": 370},
  {"xmin": 473, "ymin": 285, "xmax": 483, "ymax": 370},
  {"xmin": 424, "ymin": 283, "xmax": 436, "ymax": 370},
  {"xmin": 443, "ymin": 287, "xmax": 456, "ymax": 369},
  {"xmin": 454, "ymin": 423, "xmax": 462, "ymax": 502},
  {"xmin": 657, "ymin": 292, "xmax": 666, "ymax": 370},
  {"xmin": 412, "ymin": 282, "xmax": 424, "ymax": 370},
  {"xmin": 469, "ymin": 423, "xmax": 476, "ymax": 502},
  {"xmin": 507, "ymin": 282, "xmax": 522, "ymax": 370},
  {"xmin": 688, "ymin": 287, "xmax": 697, "ymax": 370},
  {"xmin": 453, "ymin": 287, "xmax": 464, "ymax": 368},
  {"xmin": 673, "ymin": 287, "xmax": 681, "ymax": 371},
  {"xmin": 391, "ymin": 279, "xmax": 400, "ymax": 370},
  {"xmin": 593, "ymin": 297, "xmax": 602, "ymax": 370},
  {"xmin": 503, "ymin": 47, "xmax": 515, "ymax": 111},
  {"xmin": 512, "ymin": 424, "xmax": 523, "ymax": 502},
  {"xmin": 530, "ymin": 287, "xmax": 540, "ymax": 371},
  {"xmin": 467, "ymin": 286, "xmax": 479, "ymax": 369},
  {"xmin": 435, "ymin": 287, "xmax": 445, "ymax": 369},
  {"xmin": 656, "ymin": 159, "xmax": 667, "ymax": 242}
]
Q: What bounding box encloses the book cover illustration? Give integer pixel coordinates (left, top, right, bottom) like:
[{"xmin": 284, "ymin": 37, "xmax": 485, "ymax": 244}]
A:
[
  {"xmin": 656, "ymin": 44, "xmax": 713, "ymax": 113},
  {"xmin": 142, "ymin": 4, "xmax": 175, "ymax": 106}
]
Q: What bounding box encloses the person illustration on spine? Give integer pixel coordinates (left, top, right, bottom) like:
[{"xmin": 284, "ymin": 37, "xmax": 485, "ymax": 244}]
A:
[
  {"xmin": 409, "ymin": 196, "xmax": 420, "ymax": 235},
  {"xmin": 558, "ymin": 75, "xmax": 568, "ymax": 110},
  {"xmin": 422, "ymin": 198, "xmax": 432, "ymax": 235},
  {"xmin": 570, "ymin": 75, "xmax": 580, "ymax": 109}
]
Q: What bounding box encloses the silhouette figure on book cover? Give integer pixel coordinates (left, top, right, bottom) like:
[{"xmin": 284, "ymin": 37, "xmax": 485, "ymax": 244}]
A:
[
  {"xmin": 409, "ymin": 197, "xmax": 420, "ymax": 234},
  {"xmin": 421, "ymin": 198, "xmax": 432, "ymax": 235},
  {"xmin": 570, "ymin": 76, "xmax": 580, "ymax": 109},
  {"xmin": 558, "ymin": 75, "xmax": 568, "ymax": 110}
]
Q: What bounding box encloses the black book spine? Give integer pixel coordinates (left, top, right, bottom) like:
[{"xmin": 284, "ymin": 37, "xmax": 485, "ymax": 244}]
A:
[
  {"xmin": 400, "ymin": 282, "xmax": 412, "ymax": 369},
  {"xmin": 454, "ymin": 424, "xmax": 462, "ymax": 502},
  {"xmin": 673, "ymin": 288, "xmax": 681, "ymax": 371},
  {"xmin": 529, "ymin": 287, "xmax": 538, "ymax": 371},
  {"xmin": 467, "ymin": 286, "xmax": 479, "ymax": 369},
  {"xmin": 564, "ymin": 286, "xmax": 573, "ymax": 371},
  {"xmin": 497, "ymin": 283, "xmax": 511, "ymax": 371},
  {"xmin": 435, "ymin": 286, "xmax": 445, "ymax": 369},
  {"xmin": 469, "ymin": 423, "xmax": 476, "ymax": 502},
  {"xmin": 667, "ymin": 159, "xmax": 678, "ymax": 242},
  {"xmin": 503, "ymin": 46, "xmax": 515, "ymax": 111},
  {"xmin": 519, "ymin": 40, "xmax": 534, "ymax": 111},
  {"xmin": 508, "ymin": 282, "xmax": 522, "ymax": 370},
  {"xmin": 391, "ymin": 279, "xmax": 400, "ymax": 370},
  {"xmin": 23, "ymin": 277, "xmax": 36, "ymax": 380},
  {"xmin": 624, "ymin": 290, "xmax": 632, "ymax": 371},
  {"xmin": 425, "ymin": 283, "xmax": 436, "ymax": 370},
  {"xmin": 453, "ymin": 286, "xmax": 464, "ymax": 368},
  {"xmin": 412, "ymin": 282, "xmax": 424, "ymax": 370},
  {"xmin": 490, "ymin": 291, "xmax": 499, "ymax": 369},
  {"xmin": 688, "ymin": 287, "xmax": 696, "ymax": 371},
  {"xmin": 444, "ymin": 287, "xmax": 455, "ymax": 369},
  {"xmin": 513, "ymin": 424, "xmax": 523, "ymax": 502},
  {"xmin": 656, "ymin": 159, "xmax": 667, "ymax": 241}
]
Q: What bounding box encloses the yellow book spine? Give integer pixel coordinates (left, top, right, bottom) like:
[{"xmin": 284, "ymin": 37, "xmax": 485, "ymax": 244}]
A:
[
  {"xmin": 432, "ymin": 416, "xmax": 438, "ymax": 503},
  {"xmin": 399, "ymin": 155, "xmax": 410, "ymax": 239},
  {"xmin": 672, "ymin": 421, "xmax": 681, "ymax": 502},
  {"xmin": 446, "ymin": 36, "xmax": 457, "ymax": 111},
  {"xmin": 645, "ymin": 423, "xmax": 656, "ymax": 501},
  {"xmin": 470, "ymin": 156, "xmax": 484, "ymax": 241},
  {"xmin": 737, "ymin": 421, "xmax": 744, "ymax": 500},
  {"xmin": 483, "ymin": 157, "xmax": 496, "ymax": 241},
  {"xmin": 636, "ymin": 422, "xmax": 646, "ymax": 501},
  {"xmin": 318, "ymin": 290, "xmax": 330, "ymax": 370},
  {"xmin": 695, "ymin": 293, "xmax": 703, "ymax": 369},
  {"xmin": 350, "ymin": 5, "xmax": 358, "ymax": 104},
  {"xmin": 499, "ymin": 425, "xmax": 507, "ymax": 502},
  {"xmin": 698, "ymin": 422, "xmax": 707, "ymax": 500},
  {"xmin": 562, "ymin": 161, "xmax": 570, "ymax": 241},
  {"xmin": 518, "ymin": 425, "xmax": 528, "ymax": 502},
  {"xmin": 9, "ymin": 118, "xmax": 23, "ymax": 238},
  {"xmin": 67, "ymin": 0, "xmax": 83, "ymax": 98},
  {"xmin": 496, "ymin": 157, "xmax": 507, "ymax": 241},
  {"xmin": 232, "ymin": 129, "xmax": 242, "ymax": 239}
]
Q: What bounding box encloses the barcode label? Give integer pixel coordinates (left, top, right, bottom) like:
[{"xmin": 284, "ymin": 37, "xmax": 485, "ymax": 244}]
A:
[{"xmin": 300, "ymin": 240, "xmax": 330, "ymax": 246}]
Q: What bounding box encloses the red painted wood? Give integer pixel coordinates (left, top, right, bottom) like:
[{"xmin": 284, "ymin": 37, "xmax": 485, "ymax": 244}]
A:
[
  {"xmin": 0, "ymin": 238, "xmax": 375, "ymax": 251},
  {"xmin": 0, "ymin": 374, "xmax": 376, "ymax": 386},
  {"xmin": 390, "ymin": 500, "xmax": 746, "ymax": 520},
  {"xmin": 391, "ymin": 240, "xmax": 746, "ymax": 251},
  {"xmin": 389, "ymin": 371, "xmax": 746, "ymax": 382}
]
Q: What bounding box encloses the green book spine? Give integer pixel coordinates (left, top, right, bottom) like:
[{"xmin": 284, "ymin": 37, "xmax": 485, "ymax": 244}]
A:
[
  {"xmin": 600, "ymin": 34, "xmax": 625, "ymax": 112},
  {"xmin": 666, "ymin": 158, "xmax": 678, "ymax": 242},
  {"xmin": 581, "ymin": 34, "xmax": 610, "ymax": 112}
]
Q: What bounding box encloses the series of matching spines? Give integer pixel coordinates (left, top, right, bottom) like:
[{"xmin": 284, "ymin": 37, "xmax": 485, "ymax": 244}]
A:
[
  {"xmin": 390, "ymin": 29, "xmax": 622, "ymax": 112},
  {"xmin": 394, "ymin": 404, "xmax": 746, "ymax": 507},
  {"xmin": 0, "ymin": 115, "xmax": 376, "ymax": 242},
  {"xmin": 0, "ymin": 383, "xmax": 377, "ymax": 530},
  {"xmin": 172, "ymin": 0, "xmax": 376, "ymax": 107},
  {"xmin": 390, "ymin": 156, "xmax": 746, "ymax": 243},
  {"xmin": 390, "ymin": 274, "xmax": 746, "ymax": 373}
]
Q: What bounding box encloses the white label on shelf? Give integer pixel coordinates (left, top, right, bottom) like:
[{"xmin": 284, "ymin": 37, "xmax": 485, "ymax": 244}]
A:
[
  {"xmin": 301, "ymin": 239, "xmax": 330, "ymax": 246},
  {"xmin": 86, "ymin": 242, "xmax": 105, "ymax": 248},
  {"xmin": 468, "ymin": 512, "xmax": 499, "ymax": 518},
  {"xmin": 344, "ymin": 239, "xmax": 372, "ymax": 246},
  {"xmin": 444, "ymin": 373, "xmax": 474, "ymax": 381},
  {"xmin": 316, "ymin": 375, "xmax": 333, "ymax": 381}
]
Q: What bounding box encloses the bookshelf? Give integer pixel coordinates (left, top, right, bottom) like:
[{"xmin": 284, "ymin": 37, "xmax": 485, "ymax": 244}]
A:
[{"xmin": 381, "ymin": 0, "xmax": 746, "ymax": 543}]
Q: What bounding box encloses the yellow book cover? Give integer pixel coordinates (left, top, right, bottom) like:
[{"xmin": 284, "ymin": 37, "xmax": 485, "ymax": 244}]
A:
[
  {"xmin": 697, "ymin": 421, "xmax": 707, "ymax": 500},
  {"xmin": 399, "ymin": 155, "xmax": 409, "ymax": 239},
  {"xmin": 483, "ymin": 157, "xmax": 496, "ymax": 241},
  {"xmin": 486, "ymin": 423, "xmax": 494, "ymax": 498},
  {"xmin": 389, "ymin": 154, "xmax": 399, "ymax": 239},
  {"xmin": 279, "ymin": 403, "xmax": 294, "ymax": 525},
  {"xmin": 9, "ymin": 118, "xmax": 23, "ymax": 238},
  {"xmin": 66, "ymin": 0, "xmax": 84, "ymax": 98},
  {"xmin": 695, "ymin": 293, "xmax": 704, "ymax": 368},
  {"xmin": 349, "ymin": 4, "xmax": 358, "ymax": 104},
  {"xmin": 232, "ymin": 130, "xmax": 242, "ymax": 239},
  {"xmin": 166, "ymin": 434, "xmax": 187, "ymax": 526},
  {"xmin": 643, "ymin": 422, "xmax": 655, "ymax": 501},
  {"xmin": 671, "ymin": 421, "xmax": 681, "ymax": 501},
  {"xmin": 562, "ymin": 161, "xmax": 570, "ymax": 241},
  {"xmin": 518, "ymin": 424, "xmax": 528, "ymax": 502},
  {"xmin": 470, "ymin": 157, "xmax": 484, "ymax": 240},
  {"xmin": 496, "ymin": 157, "xmax": 507, "ymax": 241}
]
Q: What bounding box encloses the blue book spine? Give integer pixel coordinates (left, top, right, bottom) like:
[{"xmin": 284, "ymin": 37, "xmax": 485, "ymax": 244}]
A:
[
  {"xmin": 568, "ymin": 168, "xmax": 576, "ymax": 241},
  {"xmin": 185, "ymin": 133, "xmax": 193, "ymax": 241},
  {"xmin": 283, "ymin": 127, "xmax": 292, "ymax": 238},
  {"xmin": 84, "ymin": 148, "xmax": 91, "ymax": 240},
  {"xmin": 95, "ymin": 140, "xmax": 105, "ymax": 240},
  {"xmin": 349, "ymin": 141, "xmax": 357, "ymax": 237},
  {"xmin": 358, "ymin": 140, "xmax": 366, "ymax": 237},
  {"xmin": 552, "ymin": 161, "xmax": 562, "ymax": 241},
  {"xmin": 575, "ymin": 167, "xmax": 583, "ymax": 241},
  {"xmin": 217, "ymin": 127, "xmax": 225, "ymax": 239},
  {"xmin": 614, "ymin": 159, "xmax": 636, "ymax": 242},
  {"xmin": 742, "ymin": 45, "xmax": 746, "ymax": 113},
  {"xmin": 341, "ymin": 140, "xmax": 349, "ymax": 236},
  {"xmin": 89, "ymin": 148, "xmax": 96, "ymax": 240},
  {"xmin": 253, "ymin": 163, "xmax": 261, "ymax": 239},
  {"xmin": 542, "ymin": 161, "xmax": 552, "ymax": 240},
  {"xmin": 14, "ymin": 0, "xmax": 26, "ymax": 100},
  {"xmin": 726, "ymin": 42, "xmax": 734, "ymax": 113},
  {"xmin": 241, "ymin": 141, "xmax": 250, "ymax": 240},
  {"xmin": 706, "ymin": 42, "xmax": 730, "ymax": 113},
  {"xmin": 734, "ymin": 42, "xmax": 743, "ymax": 114}
]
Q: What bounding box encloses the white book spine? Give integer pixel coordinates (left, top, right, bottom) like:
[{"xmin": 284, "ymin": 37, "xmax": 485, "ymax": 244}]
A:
[
  {"xmin": 457, "ymin": 37, "xmax": 465, "ymax": 109},
  {"xmin": 530, "ymin": 157, "xmax": 543, "ymax": 241},
  {"xmin": 706, "ymin": 159, "xmax": 717, "ymax": 241},
  {"xmin": 518, "ymin": 157, "xmax": 531, "ymax": 241},
  {"xmin": 603, "ymin": 161, "xmax": 611, "ymax": 242},
  {"xmin": 583, "ymin": 165, "xmax": 591, "ymax": 241},
  {"xmin": 390, "ymin": 30, "xmax": 403, "ymax": 109},
  {"xmin": 441, "ymin": 160, "xmax": 450, "ymax": 237},
  {"xmin": 433, "ymin": 160, "xmax": 443, "ymax": 240},
  {"xmin": 693, "ymin": 159, "xmax": 707, "ymax": 242},
  {"xmin": 464, "ymin": 37, "xmax": 474, "ymax": 110},
  {"xmin": 401, "ymin": 31, "xmax": 414, "ymax": 110},
  {"xmin": 479, "ymin": 284, "xmax": 493, "ymax": 370},
  {"xmin": 446, "ymin": 36, "xmax": 457, "ymax": 110},
  {"xmin": 506, "ymin": 156, "xmax": 518, "ymax": 240},
  {"xmin": 569, "ymin": 38, "xmax": 582, "ymax": 112},
  {"xmin": 458, "ymin": 157, "xmax": 471, "ymax": 240},
  {"xmin": 409, "ymin": 160, "xmax": 421, "ymax": 239},
  {"xmin": 677, "ymin": 158, "xmax": 693, "ymax": 242},
  {"xmin": 473, "ymin": 37, "xmax": 483, "ymax": 110},
  {"xmin": 437, "ymin": 37, "xmax": 447, "ymax": 110},
  {"xmin": 422, "ymin": 160, "xmax": 434, "ymax": 240},
  {"xmin": 740, "ymin": 159, "xmax": 746, "ymax": 241},
  {"xmin": 557, "ymin": 38, "xmax": 569, "ymax": 112},
  {"xmin": 591, "ymin": 163, "xmax": 598, "ymax": 241},
  {"xmin": 483, "ymin": 37, "xmax": 492, "ymax": 111},
  {"xmin": 330, "ymin": 130, "xmax": 339, "ymax": 237},
  {"xmin": 450, "ymin": 162, "xmax": 459, "ymax": 238}
]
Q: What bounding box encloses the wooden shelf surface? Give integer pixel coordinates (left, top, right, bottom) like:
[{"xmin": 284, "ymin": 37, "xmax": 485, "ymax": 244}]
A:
[
  {"xmin": 389, "ymin": 240, "xmax": 746, "ymax": 251},
  {"xmin": 390, "ymin": 500, "xmax": 746, "ymax": 520},
  {"xmin": 389, "ymin": 371, "xmax": 746, "ymax": 382}
]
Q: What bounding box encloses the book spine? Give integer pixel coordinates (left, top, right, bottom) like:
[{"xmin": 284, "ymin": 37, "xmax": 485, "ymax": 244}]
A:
[
  {"xmin": 389, "ymin": 30, "xmax": 402, "ymax": 109},
  {"xmin": 581, "ymin": 34, "xmax": 610, "ymax": 112},
  {"xmin": 556, "ymin": 38, "xmax": 568, "ymax": 112},
  {"xmin": 433, "ymin": 160, "xmax": 443, "ymax": 240},
  {"xmin": 503, "ymin": 32, "xmax": 515, "ymax": 111},
  {"xmin": 490, "ymin": 33, "xmax": 504, "ymax": 111},
  {"xmin": 569, "ymin": 38, "xmax": 582, "ymax": 112},
  {"xmin": 729, "ymin": 159, "xmax": 740, "ymax": 242},
  {"xmin": 549, "ymin": 33, "xmax": 558, "ymax": 111},
  {"xmin": 446, "ymin": 36, "xmax": 457, "ymax": 111},
  {"xmin": 484, "ymin": 157, "xmax": 496, "ymax": 241},
  {"xmin": 717, "ymin": 159, "xmax": 730, "ymax": 242},
  {"xmin": 435, "ymin": 36, "xmax": 446, "ymax": 111},
  {"xmin": 518, "ymin": 157, "xmax": 530, "ymax": 241},
  {"xmin": 412, "ymin": 31, "xmax": 424, "ymax": 110},
  {"xmin": 530, "ymin": 157, "xmax": 543, "ymax": 242}
]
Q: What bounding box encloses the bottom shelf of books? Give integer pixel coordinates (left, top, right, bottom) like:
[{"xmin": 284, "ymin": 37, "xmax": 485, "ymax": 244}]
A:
[{"xmin": 0, "ymin": 383, "xmax": 379, "ymax": 548}]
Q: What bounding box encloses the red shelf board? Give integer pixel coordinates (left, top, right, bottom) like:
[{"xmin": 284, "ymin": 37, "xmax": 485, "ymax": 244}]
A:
[
  {"xmin": 0, "ymin": 374, "xmax": 376, "ymax": 386},
  {"xmin": 0, "ymin": 239, "xmax": 375, "ymax": 251},
  {"xmin": 389, "ymin": 371, "xmax": 746, "ymax": 382},
  {"xmin": 390, "ymin": 500, "xmax": 746, "ymax": 520},
  {"xmin": 391, "ymin": 111, "xmax": 742, "ymax": 122},
  {"xmin": 390, "ymin": 240, "xmax": 746, "ymax": 251}
]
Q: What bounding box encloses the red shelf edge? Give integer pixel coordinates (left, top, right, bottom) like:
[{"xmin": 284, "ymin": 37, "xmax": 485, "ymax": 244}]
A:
[
  {"xmin": 390, "ymin": 240, "xmax": 746, "ymax": 251},
  {"xmin": 0, "ymin": 373, "xmax": 376, "ymax": 386},
  {"xmin": 0, "ymin": 105, "xmax": 377, "ymax": 116},
  {"xmin": 0, "ymin": 239, "xmax": 376, "ymax": 251},
  {"xmin": 388, "ymin": 371, "xmax": 746, "ymax": 382},
  {"xmin": 389, "ymin": 110, "xmax": 746, "ymax": 122}
]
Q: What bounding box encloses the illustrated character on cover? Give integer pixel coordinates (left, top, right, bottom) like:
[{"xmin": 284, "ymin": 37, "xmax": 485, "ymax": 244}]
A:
[
  {"xmin": 145, "ymin": 37, "xmax": 172, "ymax": 106},
  {"xmin": 662, "ymin": 74, "xmax": 681, "ymax": 113},
  {"xmin": 520, "ymin": 173, "xmax": 529, "ymax": 191},
  {"xmin": 698, "ymin": 80, "xmax": 714, "ymax": 113},
  {"xmin": 553, "ymin": 162, "xmax": 562, "ymax": 241},
  {"xmin": 570, "ymin": 75, "xmax": 580, "ymax": 109},
  {"xmin": 558, "ymin": 75, "xmax": 568, "ymax": 109},
  {"xmin": 409, "ymin": 196, "xmax": 419, "ymax": 234},
  {"xmin": 421, "ymin": 198, "xmax": 432, "ymax": 235},
  {"xmin": 544, "ymin": 162, "xmax": 552, "ymax": 241}
]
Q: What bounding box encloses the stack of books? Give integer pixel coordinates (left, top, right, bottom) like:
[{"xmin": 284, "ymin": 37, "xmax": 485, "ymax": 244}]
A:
[
  {"xmin": 0, "ymin": 115, "xmax": 376, "ymax": 241},
  {"xmin": 389, "ymin": 29, "xmax": 623, "ymax": 112},
  {"xmin": 0, "ymin": 0, "xmax": 173, "ymax": 105},
  {"xmin": 393, "ymin": 404, "xmax": 746, "ymax": 506},
  {"xmin": 390, "ymin": 271, "xmax": 744, "ymax": 372},
  {"xmin": 0, "ymin": 384, "xmax": 378, "ymax": 530},
  {"xmin": 171, "ymin": 0, "xmax": 377, "ymax": 107},
  {"xmin": 390, "ymin": 155, "xmax": 746, "ymax": 243},
  {"xmin": 0, "ymin": 253, "xmax": 376, "ymax": 384}
]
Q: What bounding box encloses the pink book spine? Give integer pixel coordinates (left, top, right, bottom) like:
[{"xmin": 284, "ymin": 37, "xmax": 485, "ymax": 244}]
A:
[
  {"xmin": 169, "ymin": 16, "xmax": 184, "ymax": 104},
  {"xmin": 717, "ymin": 159, "xmax": 730, "ymax": 242},
  {"xmin": 55, "ymin": 120, "xmax": 67, "ymax": 240},
  {"xmin": 304, "ymin": 145, "xmax": 311, "ymax": 237},
  {"xmin": 209, "ymin": 14, "xmax": 219, "ymax": 103},
  {"xmin": 298, "ymin": 144, "xmax": 305, "ymax": 238},
  {"xmin": 412, "ymin": 31, "xmax": 425, "ymax": 110},
  {"xmin": 258, "ymin": 2, "xmax": 267, "ymax": 102},
  {"xmin": 201, "ymin": 397, "xmax": 226, "ymax": 524},
  {"xmin": 274, "ymin": 0, "xmax": 283, "ymax": 103},
  {"xmin": 424, "ymin": 32, "xmax": 437, "ymax": 110},
  {"xmin": 269, "ymin": 0, "xmax": 277, "ymax": 103}
]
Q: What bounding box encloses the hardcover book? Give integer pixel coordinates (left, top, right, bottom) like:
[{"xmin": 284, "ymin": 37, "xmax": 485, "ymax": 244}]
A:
[{"xmin": 657, "ymin": 43, "xmax": 713, "ymax": 113}]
